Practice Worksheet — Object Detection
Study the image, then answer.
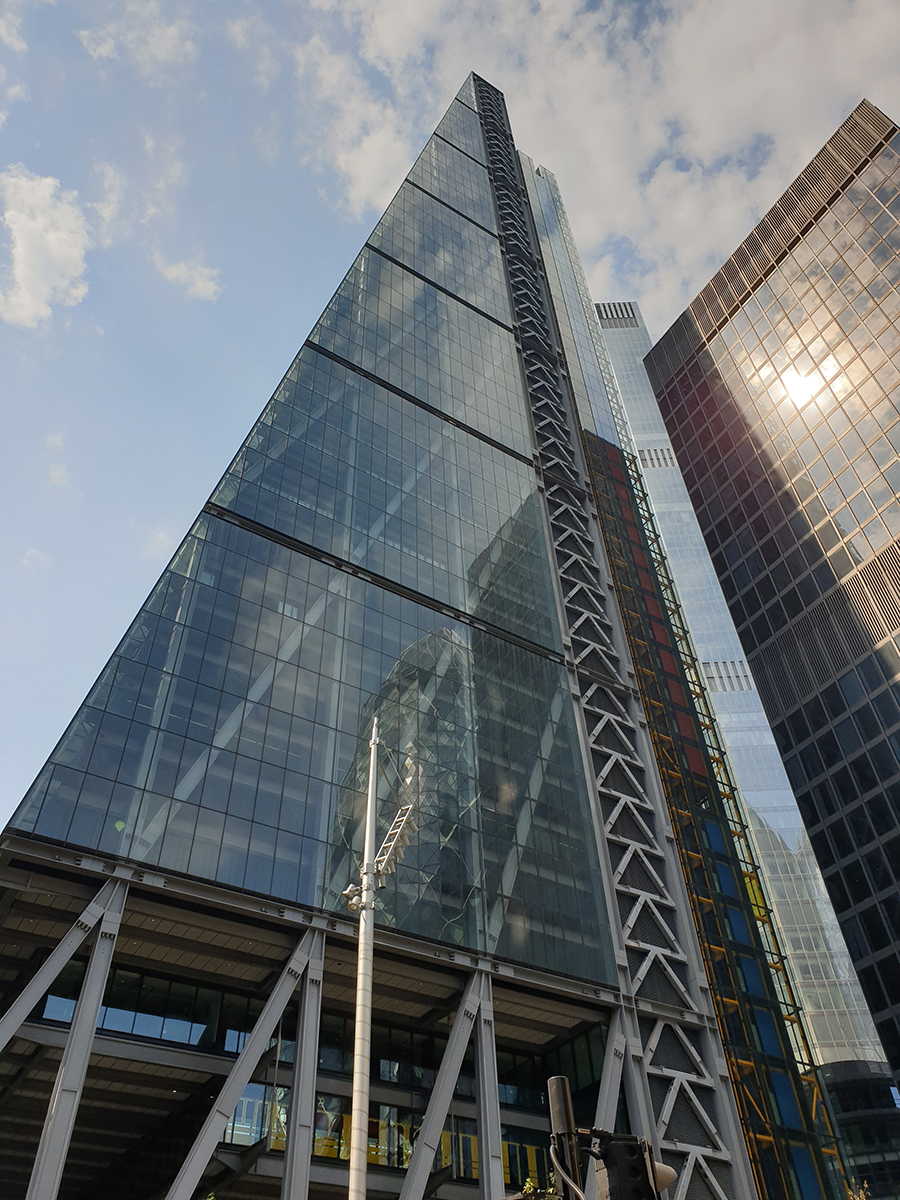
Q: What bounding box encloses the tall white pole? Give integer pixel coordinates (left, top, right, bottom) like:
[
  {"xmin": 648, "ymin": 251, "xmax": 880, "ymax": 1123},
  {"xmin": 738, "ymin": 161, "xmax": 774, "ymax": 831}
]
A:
[{"xmin": 348, "ymin": 716, "xmax": 379, "ymax": 1200}]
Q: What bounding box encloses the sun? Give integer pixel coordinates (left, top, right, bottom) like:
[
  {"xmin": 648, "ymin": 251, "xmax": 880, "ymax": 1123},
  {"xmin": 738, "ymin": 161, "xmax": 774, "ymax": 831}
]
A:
[{"xmin": 781, "ymin": 366, "xmax": 818, "ymax": 407}]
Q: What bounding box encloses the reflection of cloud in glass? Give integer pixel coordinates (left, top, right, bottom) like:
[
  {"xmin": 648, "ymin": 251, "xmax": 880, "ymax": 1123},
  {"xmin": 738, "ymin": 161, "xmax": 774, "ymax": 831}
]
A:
[{"xmin": 746, "ymin": 811, "xmax": 880, "ymax": 1060}]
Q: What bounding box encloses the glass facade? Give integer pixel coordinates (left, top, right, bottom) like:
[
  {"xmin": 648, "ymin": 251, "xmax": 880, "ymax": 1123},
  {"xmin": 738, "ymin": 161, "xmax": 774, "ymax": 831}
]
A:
[
  {"xmin": 602, "ymin": 300, "xmax": 900, "ymax": 1194},
  {"xmin": 2, "ymin": 72, "xmax": 856, "ymax": 1200},
  {"xmin": 528, "ymin": 159, "xmax": 841, "ymax": 1198},
  {"xmin": 581, "ymin": 425, "xmax": 844, "ymax": 1200},
  {"xmin": 597, "ymin": 299, "xmax": 882, "ymax": 1067},
  {"xmin": 645, "ymin": 101, "xmax": 900, "ymax": 1097},
  {"xmin": 8, "ymin": 87, "xmax": 615, "ymax": 985},
  {"xmin": 523, "ymin": 159, "xmax": 620, "ymax": 447}
]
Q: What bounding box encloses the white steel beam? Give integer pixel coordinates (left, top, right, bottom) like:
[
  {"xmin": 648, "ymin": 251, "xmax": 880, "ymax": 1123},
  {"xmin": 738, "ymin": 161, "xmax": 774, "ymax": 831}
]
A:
[
  {"xmin": 473, "ymin": 973, "xmax": 505, "ymax": 1200},
  {"xmin": 164, "ymin": 927, "xmax": 317, "ymax": 1200},
  {"xmin": 25, "ymin": 877, "xmax": 129, "ymax": 1200},
  {"xmin": 0, "ymin": 878, "xmax": 120, "ymax": 1055},
  {"xmin": 281, "ymin": 928, "xmax": 325, "ymax": 1200},
  {"xmin": 593, "ymin": 1005, "xmax": 626, "ymax": 1132},
  {"xmin": 398, "ymin": 972, "xmax": 483, "ymax": 1200}
]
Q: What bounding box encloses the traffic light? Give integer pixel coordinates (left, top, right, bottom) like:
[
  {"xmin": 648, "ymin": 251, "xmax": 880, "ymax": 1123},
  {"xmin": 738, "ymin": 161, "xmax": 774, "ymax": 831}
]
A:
[
  {"xmin": 603, "ymin": 1136, "xmax": 663, "ymax": 1200},
  {"xmin": 546, "ymin": 1075, "xmax": 677, "ymax": 1200}
]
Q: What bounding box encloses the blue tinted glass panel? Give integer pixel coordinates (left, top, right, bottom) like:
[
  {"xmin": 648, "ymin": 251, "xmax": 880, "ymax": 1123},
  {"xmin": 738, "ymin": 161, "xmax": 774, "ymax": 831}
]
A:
[
  {"xmin": 789, "ymin": 1146, "xmax": 824, "ymax": 1199},
  {"xmin": 435, "ymin": 99, "xmax": 486, "ymax": 165},
  {"xmin": 770, "ymin": 1070, "xmax": 803, "ymax": 1129},
  {"xmin": 309, "ymin": 249, "xmax": 530, "ymax": 455},
  {"xmin": 456, "ymin": 74, "xmax": 478, "ymax": 110},
  {"xmin": 368, "ymin": 183, "xmax": 509, "ymax": 323},
  {"xmin": 740, "ymin": 956, "xmax": 765, "ymax": 997},
  {"xmin": 726, "ymin": 906, "xmax": 751, "ymax": 944},
  {"xmin": 753, "ymin": 1007, "xmax": 783, "ymax": 1056},
  {"xmin": 211, "ymin": 350, "xmax": 559, "ymax": 650},
  {"xmin": 12, "ymin": 515, "xmax": 614, "ymax": 982},
  {"xmin": 408, "ymin": 136, "xmax": 496, "ymax": 232}
]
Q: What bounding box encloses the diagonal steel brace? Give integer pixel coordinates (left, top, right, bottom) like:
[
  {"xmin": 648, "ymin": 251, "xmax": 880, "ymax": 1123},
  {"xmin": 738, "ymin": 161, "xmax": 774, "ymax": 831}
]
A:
[
  {"xmin": 0, "ymin": 877, "xmax": 122, "ymax": 1055},
  {"xmin": 164, "ymin": 927, "xmax": 318, "ymax": 1200}
]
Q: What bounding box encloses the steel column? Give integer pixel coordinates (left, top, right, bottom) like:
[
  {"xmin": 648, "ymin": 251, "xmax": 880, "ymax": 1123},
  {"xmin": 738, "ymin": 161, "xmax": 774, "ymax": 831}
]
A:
[
  {"xmin": 585, "ymin": 1008, "xmax": 628, "ymax": 1200},
  {"xmin": 348, "ymin": 716, "xmax": 380, "ymax": 1200},
  {"xmin": 0, "ymin": 878, "xmax": 119, "ymax": 1055},
  {"xmin": 164, "ymin": 928, "xmax": 316, "ymax": 1200},
  {"xmin": 25, "ymin": 877, "xmax": 128, "ymax": 1200},
  {"xmin": 398, "ymin": 972, "xmax": 483, "ymax": 1200},
  {"xmin": 281, "ymin": 928, "xmax": 325, "ymax": 1200},
  {"xmin": 473, "ymin": 973, "xmax": 504, "ymax": 1200},
  {"xmin": 593, "ymin": 1005, "xmax": 626, "ymax": 1132}
]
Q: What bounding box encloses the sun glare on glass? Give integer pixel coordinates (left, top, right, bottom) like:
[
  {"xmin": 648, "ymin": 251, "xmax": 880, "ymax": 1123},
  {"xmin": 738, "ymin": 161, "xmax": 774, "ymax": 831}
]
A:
[{"xmin": 781, "ymin": 367, "xmax": 818, "ymax": 407}]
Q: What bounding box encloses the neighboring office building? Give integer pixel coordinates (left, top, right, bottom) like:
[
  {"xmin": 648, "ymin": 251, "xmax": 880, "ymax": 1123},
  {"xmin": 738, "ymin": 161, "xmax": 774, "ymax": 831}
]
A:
[
  {"xmin": 597, "ymin": 298, "xmax": 900, "ymax": 1196},
  {"xmin": 0, "ymin": 76, "xmax": 841, "ymax": 1200},
  {"xmin": 646, "ymin": 92, "xmax": 900, "ymax": 1104}
]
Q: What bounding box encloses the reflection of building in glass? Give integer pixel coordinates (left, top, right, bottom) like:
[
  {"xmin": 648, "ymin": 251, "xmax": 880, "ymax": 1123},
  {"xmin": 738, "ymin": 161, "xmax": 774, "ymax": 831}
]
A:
[
  {"xmin": 326, "ymin": 627, "xmax": 482, "ymax": 950},
  {"xmin": 326, "ymin": 490, "xmax": 622, "ymax": 980},
  {"xmin": 0, "ymin": 75, "xmax": 844, "ymax": 1200},
  {"xmin": 599, "ymin": 298, "xmax": 899, "ymax": 1195}
]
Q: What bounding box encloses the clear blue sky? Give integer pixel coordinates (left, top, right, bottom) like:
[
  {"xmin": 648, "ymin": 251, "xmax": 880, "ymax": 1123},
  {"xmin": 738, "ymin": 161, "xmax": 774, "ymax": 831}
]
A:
[{"xmin": 3, "ymin": 0, "xmax": 900, "ymax": 824}]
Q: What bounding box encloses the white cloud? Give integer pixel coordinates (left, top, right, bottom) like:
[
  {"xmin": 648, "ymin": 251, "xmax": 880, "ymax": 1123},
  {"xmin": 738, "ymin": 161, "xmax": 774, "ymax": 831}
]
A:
[
  {"xmin": 283, "ymin": 0, "xmax": 900, "ymax": 334},
  {"xmin": 252, "ymin": 114, "xmax": 280, "ymax": 164},
  {"xmin": 225, "ymin": 12, "xmax": 281, "ymax": 92},
  {"xmin": 293, "ymin": 33, "xmax": 419, "ymax": 219},
  {"xmin": 88, "ymin": 161, "xmax": 126, "ymax": 246},
  {"xmin": 140, "ymin": 133, "xmax": 186, "ymax": 221},
  {"xmin": 6, "ymin": 82, "xmax": 27, "ymax": 101},
  {"xmin": 48, "ymin": 464, "xmax": 69, "ymax": 488},
  {"xmin": 77, "ymin": 1, "xmax": 197, "ymax": 84},
  {"xmin": 20, "ymin": 547, "xmax": 51, "ymax": 571},
  {"xmin": 78, "ymin": 27, "xmax": 116, "ymax": 61},
  {"xmin": 86, "ymin": 144, "xmax": 183, "ymax": 245},
  {"xmin": 0, "ymin": 0, "xmax": 50, "ymax": 54},
  {"xmin": 0, "ymin": 165, "xmax": 90, "ymax": 329},
  {"xmin": 143, "ymin": 527, "xmax": 177, "ymax": 560},
  {"xmin": 153, "ymin": 250, "xmax": 221, "ymax": 300}
]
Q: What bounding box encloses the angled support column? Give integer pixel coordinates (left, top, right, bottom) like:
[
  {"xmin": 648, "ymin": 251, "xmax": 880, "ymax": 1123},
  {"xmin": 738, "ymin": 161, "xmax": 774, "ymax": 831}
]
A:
[
  {"xmin": 0, "ymin": 878, "xmax": 120, "ymax": 1055},
  {"xmin": 25, "ymin": 877, "xmax": 129, "ymax": 1200},
  {"xmin": 474, "ymin": 973, "xmax": 504, "ymax": 1200},
  {"xmin": 164, "ymin": 928, "xmax": 317, "ymax": 1200},
  {"xmin": 584, "ymin": 1008, "xmax": 628, "ymax": 1200},
  {"xmin": 593, "ymin": 1006, "xmax": 626, "ymax": 1132},
  {"xmin": 398, "ymin": 972, "xmax": 483, "ymax": 1200},
  {"xmin": 281, "ymin": 928, "xmax": 325, "ymax": 1200}
]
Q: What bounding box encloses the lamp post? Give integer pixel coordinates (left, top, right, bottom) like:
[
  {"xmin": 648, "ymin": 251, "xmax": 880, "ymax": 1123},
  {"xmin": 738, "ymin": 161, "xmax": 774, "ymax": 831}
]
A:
[
  {"xmin": 347, "ymin": 717, "xmax": 379, "ymax": 1200},
  {"xmin": 345, "ymin": 717, "xmax": 417, "ymax": 1200}
]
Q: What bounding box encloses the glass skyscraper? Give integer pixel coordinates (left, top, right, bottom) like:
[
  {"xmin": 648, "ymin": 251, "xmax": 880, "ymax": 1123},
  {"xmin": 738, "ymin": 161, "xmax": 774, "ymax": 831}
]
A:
[
  {"xmin": 0, "ymin": 76, "xmax": 843, "ymax": 1200},
  {"xmin": 598, "ymin": 298, "xmax": 898, "ymax": 1195},
  {"xmin": 646, "ymin": 95, "xmax": 900, "ymax": 1196}
]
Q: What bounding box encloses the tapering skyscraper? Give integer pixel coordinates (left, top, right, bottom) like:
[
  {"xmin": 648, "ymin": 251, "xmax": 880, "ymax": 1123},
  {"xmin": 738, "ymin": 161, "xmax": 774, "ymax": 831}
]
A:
[{"xmin": 0, "ymin": 76, "xmax": 843, "ymax": 1200}]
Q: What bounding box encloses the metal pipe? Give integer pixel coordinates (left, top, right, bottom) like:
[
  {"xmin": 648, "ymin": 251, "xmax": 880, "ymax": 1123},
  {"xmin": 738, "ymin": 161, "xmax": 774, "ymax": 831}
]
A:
[
  {"xmin": 347, "ymin": 716, "xmax": 379, "ymax": 1200},
  {"xmin": 548, "ymin": 1075, "xmax": 582, "ymax": 1200}
]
